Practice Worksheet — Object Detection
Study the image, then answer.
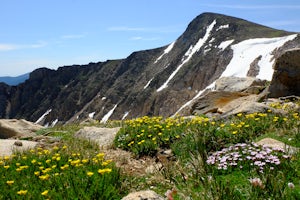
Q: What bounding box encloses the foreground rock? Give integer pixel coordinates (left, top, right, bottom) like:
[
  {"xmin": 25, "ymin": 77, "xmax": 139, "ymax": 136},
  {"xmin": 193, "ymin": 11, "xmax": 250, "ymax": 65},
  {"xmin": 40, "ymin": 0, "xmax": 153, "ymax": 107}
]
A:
[
  {"xmin": 0, "ymin": 139, "xmax": 38, "ymax": 157},
  {"xmin": 121, "ymin": 190, "xmax": 164, "ymax": 200},
  {"xmin": 256, "ymin": 138, "xmax": 299, "ymax": 154},
  {"xmin": 74, "ymin": 127, "xmax": 120, "ymax": 149},
  {"xmin": 0, "ymin": 119, "xmax": 42, "ymax": 139},
  {"xmin": 268, "ymin": 48, "xmax": 300, "ymax": 98}
]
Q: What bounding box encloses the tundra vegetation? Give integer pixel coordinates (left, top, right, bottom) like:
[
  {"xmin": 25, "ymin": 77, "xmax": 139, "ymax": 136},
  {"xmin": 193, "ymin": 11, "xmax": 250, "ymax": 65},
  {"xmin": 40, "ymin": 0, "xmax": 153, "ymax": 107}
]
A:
[{"xmin": 1, "ymin": 101, "xmax": 300, "ymax": 199}]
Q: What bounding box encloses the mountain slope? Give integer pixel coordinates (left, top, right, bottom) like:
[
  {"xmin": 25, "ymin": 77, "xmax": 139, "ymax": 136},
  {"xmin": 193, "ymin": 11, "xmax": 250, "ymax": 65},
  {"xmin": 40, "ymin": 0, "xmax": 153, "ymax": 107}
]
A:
[{"xmin": 0, "ymin": 12, "xmax": 299, "ymax": 125}]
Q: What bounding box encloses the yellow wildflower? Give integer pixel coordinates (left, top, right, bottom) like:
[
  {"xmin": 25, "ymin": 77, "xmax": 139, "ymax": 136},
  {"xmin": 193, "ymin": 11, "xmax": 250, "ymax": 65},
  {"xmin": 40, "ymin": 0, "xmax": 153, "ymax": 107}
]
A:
[
  {"xmin": 43, "ymin": 149, "xmax": 50, "ymax": 154},
  {"xmin": 82, "ymin": 159, "xmax": 89, "ymax": 164},
  {"xmin": 16, "ymin": 168, "xmax": 22, "ymax": 172},
  {"xmin": 6, "ymin": 180, "xmax": 14, "ymax": 185},
  {"xmin": 39, "ymin": 174, "xmax": 50, "ymax": 180},
  {"xmin": 53, "ymin": 146, "xmax": 59, "ymax": 150},
  {"xmin": 98, "ymin": 168, "xmax": 112, "ymax": 174},
  {"xmin": 4, "ymin": 156, "xmax": 10, "ymax": 160},
  {"xmin": 60, "ymin": 164, "xmax": 69, "ymax": 170},
  {"xmin": 34, "ymin": 171, "xmax": 40, "ymax": 176},
  {"xmin": 41, "ymin": 190, "xmax": 49, "ymax": 196},
  {"xmin": 4, "ymin": 165, "xmax": 10, "ymax": 169},
  {"xmin": 17, "ymin": 190, "xmax": 28, "ymax": 195},
  {"xmin": 87, "ymin": 172, "xmax": 94, "ymax": 177},
  {"xmin": 96, "ymin": 153, "xmax": 105, "ymax": 159}
]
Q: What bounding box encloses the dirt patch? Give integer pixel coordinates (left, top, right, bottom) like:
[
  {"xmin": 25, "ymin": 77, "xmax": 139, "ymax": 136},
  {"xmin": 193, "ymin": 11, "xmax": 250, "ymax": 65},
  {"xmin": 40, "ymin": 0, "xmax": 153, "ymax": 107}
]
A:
[{"xmin": 103, "ymin": 148, "xmax": 157, "ymax": 176}]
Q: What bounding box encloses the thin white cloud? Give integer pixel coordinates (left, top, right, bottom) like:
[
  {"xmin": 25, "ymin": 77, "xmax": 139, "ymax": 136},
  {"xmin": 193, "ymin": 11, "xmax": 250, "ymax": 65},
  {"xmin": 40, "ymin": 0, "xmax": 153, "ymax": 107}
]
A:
[
  {"xmin": 61, "ymin": 34, "xmax": 85, "ymax": 39},
  {"xmin": 130, "ymin": 36, "xmax": 143, "ymax": 40},
  {"xmin": 129, "ymin": 36, "xmax": 161, "ymax": 41},
  {"xmin": 0, "ymin": 41, "xmax": 47, "ymax": 52},
  {"xmin": 107, "ymin": 26, "xmax": 148, "ymax": 31},
  {"xmin": 0, "ymin": 44, "xmax": 19, "ymax": 51},
  {"xmin": 201, "ymin": 4, "xmax": 300, "ymax": 9}
]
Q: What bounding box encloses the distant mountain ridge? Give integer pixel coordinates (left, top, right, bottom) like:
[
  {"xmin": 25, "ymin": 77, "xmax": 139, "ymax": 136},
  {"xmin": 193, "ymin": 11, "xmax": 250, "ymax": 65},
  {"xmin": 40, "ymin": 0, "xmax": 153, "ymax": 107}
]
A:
[
  {"xmin": 0, "ymin": 12, "xmax": 299, "ymax": 125},
  {"xmin": 0, "ymin": 73, "xmax": 29, "ymax": 86}
]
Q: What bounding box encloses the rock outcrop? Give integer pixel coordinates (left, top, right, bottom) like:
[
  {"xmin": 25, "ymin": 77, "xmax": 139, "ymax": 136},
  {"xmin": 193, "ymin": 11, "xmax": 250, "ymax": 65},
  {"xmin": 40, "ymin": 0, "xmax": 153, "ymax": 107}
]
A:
[
  {"xmin": 268, "ymin": 48, "xmax": 300, "ymax": 98},
  {"xmin": 0, "ymin": 119, "xmax": 42, "ymax": 139}
]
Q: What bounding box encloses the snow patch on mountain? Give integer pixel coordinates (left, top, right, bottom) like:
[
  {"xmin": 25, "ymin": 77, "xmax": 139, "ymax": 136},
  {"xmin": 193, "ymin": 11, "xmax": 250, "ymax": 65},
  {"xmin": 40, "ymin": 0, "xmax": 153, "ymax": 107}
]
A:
[
  {"xmin": 51, "ymin": 119, "xmax": 58, "ymax": 127},
  {"xmin": 154, "ymin": 41, "xmax": 176, "ymax": 63},
  {"xmin": 89, "ymin": 112, "xmax": 96, "ymax": 118},
  {"xmin": 174, "ymin": 82, "xmax": 216, "ymax": 116},
  {"xmin": 157, "ymin": 20, "xmax": 217, "ymax": 92},
  {"xmin": 100, "ymin": 104, "xmax": 118, "ymax": 123},
  {"xmin": 221, "ymin": 34, "xmax": 298, "ymax": 80},
  {"xmin": 35, "ymin": 109, "xmax": 52, "ymax": 124},
  {"xmin": 122, "ymin": 111, "xmax": 130, "ymax": 120},
  {"xmin": 218, "ymin": 39, "xmax": 234, "ymax": 50},
  {"xmin": 217, "ymin": 24, "xmax": 229, "ymax": 31},
  {"xmin": 144, "ymin": 78, "xmax": 153, "ymax": 89}
]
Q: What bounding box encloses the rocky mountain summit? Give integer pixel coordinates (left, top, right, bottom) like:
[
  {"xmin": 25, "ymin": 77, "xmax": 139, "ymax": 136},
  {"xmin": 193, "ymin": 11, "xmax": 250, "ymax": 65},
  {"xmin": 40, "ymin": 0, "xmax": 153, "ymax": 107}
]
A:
[{"xmin": 0, "ymin": 12, "xmax": 299, "ymax": 125}]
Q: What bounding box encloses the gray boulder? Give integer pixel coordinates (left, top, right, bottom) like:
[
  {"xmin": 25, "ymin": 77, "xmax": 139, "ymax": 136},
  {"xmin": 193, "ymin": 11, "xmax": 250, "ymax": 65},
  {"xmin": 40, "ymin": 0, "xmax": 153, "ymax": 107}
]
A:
[
  {"xmin": 0, "ymin": 119, "xmax": 42, "ymax": 139},
  {"xmin": 268, "ymin": 48, "xmax": 300, "ymax": 97},
  {"xmin": 74, "ymin": 127, "xmax": 120, "ymax": 149}
]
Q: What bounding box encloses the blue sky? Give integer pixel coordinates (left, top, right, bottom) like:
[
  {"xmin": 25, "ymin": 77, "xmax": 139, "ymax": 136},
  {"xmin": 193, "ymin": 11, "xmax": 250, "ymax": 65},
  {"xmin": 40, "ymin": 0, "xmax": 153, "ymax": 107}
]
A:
[{"xmin": 1, "ymin": 0, "xmax": 300, "ymax": 76}]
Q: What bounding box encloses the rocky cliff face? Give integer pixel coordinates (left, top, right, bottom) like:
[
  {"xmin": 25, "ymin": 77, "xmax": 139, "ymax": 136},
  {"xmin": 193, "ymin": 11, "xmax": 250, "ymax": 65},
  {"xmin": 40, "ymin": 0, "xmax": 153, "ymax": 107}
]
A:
[{"xmin": 0, "ymin": 12, "xmax": 299, "ymax": 125}]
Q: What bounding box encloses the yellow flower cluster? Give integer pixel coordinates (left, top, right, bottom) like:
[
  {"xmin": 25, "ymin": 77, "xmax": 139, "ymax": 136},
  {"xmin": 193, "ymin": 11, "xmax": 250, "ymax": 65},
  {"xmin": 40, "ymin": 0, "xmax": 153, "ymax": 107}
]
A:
[{"xmin": 0, "ymin": 144, "xmax": 115, "ymax": 198}]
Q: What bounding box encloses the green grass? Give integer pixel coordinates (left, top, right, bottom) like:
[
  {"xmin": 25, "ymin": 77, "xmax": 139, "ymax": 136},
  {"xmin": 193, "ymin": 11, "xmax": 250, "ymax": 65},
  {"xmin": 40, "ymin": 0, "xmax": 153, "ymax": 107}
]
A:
[
  {"xmin": 0, "ymin": 128, "xmax": 125, "ymax": 199},
  {"xmin": 114, "ymin": 108, "xmax": 300, "ymax": 199}
]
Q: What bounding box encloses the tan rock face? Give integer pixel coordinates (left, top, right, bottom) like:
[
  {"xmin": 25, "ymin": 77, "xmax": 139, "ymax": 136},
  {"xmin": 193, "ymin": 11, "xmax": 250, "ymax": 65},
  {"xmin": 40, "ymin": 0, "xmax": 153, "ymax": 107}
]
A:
[
  {"xmin": 0, "ymin": 139, "xmax": 38, "ymax": 157},
  {"xmin": 0, "ymin": 119, "xmax": 42, "ymax": 139},
  {"xmin": 268, "ymin": 48, "xmax": 300, "ymax": 98},
  {"xmin": 215, "ymin": 76, "xmax": 266, "ymax": 93}
]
